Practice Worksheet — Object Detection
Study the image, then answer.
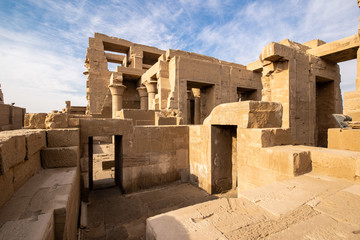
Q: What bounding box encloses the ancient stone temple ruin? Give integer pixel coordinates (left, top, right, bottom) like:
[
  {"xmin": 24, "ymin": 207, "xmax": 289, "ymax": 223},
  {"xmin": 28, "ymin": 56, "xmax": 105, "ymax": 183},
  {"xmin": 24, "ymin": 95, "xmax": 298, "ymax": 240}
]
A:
[{"xmin": 1, "ymin": 8, "xmax": 360, "ymax": 240}]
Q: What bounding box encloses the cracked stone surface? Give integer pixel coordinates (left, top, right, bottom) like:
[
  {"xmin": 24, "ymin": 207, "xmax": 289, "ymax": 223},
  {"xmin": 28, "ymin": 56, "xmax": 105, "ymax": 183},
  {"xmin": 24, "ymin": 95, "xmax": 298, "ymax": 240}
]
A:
[
  {"xmin": 80, "ymin": 182, "xmax": 220, "ymax": 240},
  {"xmin": 147, "ymin": 174, "xmax": 360, "ymax": 240}
]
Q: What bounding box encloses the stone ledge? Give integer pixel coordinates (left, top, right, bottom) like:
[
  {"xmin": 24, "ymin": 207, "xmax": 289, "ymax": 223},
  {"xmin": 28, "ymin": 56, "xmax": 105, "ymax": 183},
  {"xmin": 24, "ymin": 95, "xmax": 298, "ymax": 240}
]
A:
[{"xmin": 0, "ymin": 167, "xmax": 80, "ymax": 240}]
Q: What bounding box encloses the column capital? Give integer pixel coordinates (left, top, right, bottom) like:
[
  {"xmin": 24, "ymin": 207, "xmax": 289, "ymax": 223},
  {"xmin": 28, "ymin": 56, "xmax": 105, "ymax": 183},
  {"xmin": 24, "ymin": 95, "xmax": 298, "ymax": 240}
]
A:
[
  {"xmin": 144, "ymin": 81, "xmax": 157, "ymax": 94},
  {"xmin": 192, "ymin": 88, "xmax": 201, "ymax": 98},
  {"xmin": 136, "ymin": 86, "xmax": 148, "ymax": 97},
  {"xmin": 109, "ymin": 84, "xmax": 126, "ymax": 95}
]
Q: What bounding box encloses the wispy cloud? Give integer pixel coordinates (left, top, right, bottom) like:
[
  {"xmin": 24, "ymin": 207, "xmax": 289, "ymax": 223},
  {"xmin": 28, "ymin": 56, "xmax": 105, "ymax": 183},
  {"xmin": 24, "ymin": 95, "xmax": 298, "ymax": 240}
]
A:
[{"xmin": 0, "ymin": 0, "xmax": 358, "ymax": 112}]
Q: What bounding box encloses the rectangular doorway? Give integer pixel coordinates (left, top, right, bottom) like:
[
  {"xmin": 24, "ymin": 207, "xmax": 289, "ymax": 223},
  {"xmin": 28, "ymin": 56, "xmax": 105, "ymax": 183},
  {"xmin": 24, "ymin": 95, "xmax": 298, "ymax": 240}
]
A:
[
  {"xmin": 316, "ymin": 77, "xmax": 335, "ymax": 147},
  {"xmin": 211, "ymin": 125, "xmax": 237, "ymax": 194},
  {"xmin": 88, "ymin": 135, "xmax": 123, "ymax": 191}
]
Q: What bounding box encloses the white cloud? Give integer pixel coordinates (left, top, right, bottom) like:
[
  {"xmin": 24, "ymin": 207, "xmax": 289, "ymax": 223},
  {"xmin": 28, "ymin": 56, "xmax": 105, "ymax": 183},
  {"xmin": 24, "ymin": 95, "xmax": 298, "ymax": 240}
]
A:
[{"xmin": 0, "ymin": 0, "xmax": 358, "ymax": 112}]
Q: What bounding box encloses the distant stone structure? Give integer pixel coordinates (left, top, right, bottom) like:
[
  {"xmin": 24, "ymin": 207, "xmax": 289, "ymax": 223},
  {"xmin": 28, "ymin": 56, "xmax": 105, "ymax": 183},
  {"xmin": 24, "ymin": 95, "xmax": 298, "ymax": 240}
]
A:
[
  {"xmin": 0, "ymin": 84, "xmax": 3, "ymax": 104},
  {"xmin": 0, "ymin": 84, "xmax": 25, "ymax": 131},
  {"xmin": 1, "ymin": 3, "xmax": 360, "ymax": 240}
]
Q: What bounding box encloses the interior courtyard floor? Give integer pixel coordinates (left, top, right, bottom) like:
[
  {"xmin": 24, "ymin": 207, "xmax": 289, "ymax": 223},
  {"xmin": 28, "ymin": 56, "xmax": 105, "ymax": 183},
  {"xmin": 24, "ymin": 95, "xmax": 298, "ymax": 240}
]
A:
[
  {"xmin": 79, "ymin": 182, "xmax": 224, "ymax": 240},
  {"xmin": 80, "ymin": 174, "xmax": 360, "ymax": 240}
]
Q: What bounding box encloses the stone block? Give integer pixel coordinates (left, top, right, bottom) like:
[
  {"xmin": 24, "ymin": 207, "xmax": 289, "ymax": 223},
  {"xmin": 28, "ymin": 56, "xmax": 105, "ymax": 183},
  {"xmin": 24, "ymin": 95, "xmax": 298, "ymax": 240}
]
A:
[
  {"xmin": 204, "ymin": 101, "xmax": 282, "ymax": 128},
  {"xmin": 47, "ymin": 128, "xmax": 79, "ymax": 147},
  {"xmin": 0, "ymin": 135, "xmax": 26, "ymax": 174},
  {"xmin": 0, "ymin": 104, "xmax": 10, "ymax": 126},
  {"xmin": 45, "ymin": 113, "xmax": 69, "ymax": 129},
  {"xmin": 0, "ymin": 169, "xmax": 14, "ymax": 208},
  {"xmin": 68, "ymin": 118, "xmax": 80, "ymax": 128},
  {"xmin": 328, "ymin": 128, "xmax": 360, "ymax": 152},
  {"xmin": 41, "ymin": 146, "xmax": 79, "ymax": 168},
  {"xmin": 310, "ymin": 148, "xmax": 359, "ymax": 180},
  {"xmin": 24, "ymin": 113, "xmax": 47, "ymax": 129},
  {"xmin": 155, "ymin": 116, "xmax": 177, "ymax": 125},
  {"xmin": 13, "ymin": 153, "xmax": 41, "ymax": 192},
  {"xmin": 25, "ymin": 130, "xmax": 46, "ymax": 156}
]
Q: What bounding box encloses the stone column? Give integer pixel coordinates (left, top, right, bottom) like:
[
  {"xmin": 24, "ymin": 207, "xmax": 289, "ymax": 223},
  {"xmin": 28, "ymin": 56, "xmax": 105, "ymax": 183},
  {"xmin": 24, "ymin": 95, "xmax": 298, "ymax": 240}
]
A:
[
  {"xmin": 145, "ymin": 81, "xmax": 157, "ymax": 110},
  {"xmin": 137, "ymin": 86, "xmax": 148, "ymax": 110},
  {"xmin": 109, "ymin": 84, "xmax": 126, "ymax": 118},
  {"xmin": 192, "ymin": 88, "xmax": 201, "ymax": 124},
  {"xmin": 187, "ymin": 90, "xmax": 192, "ymax": 124}
]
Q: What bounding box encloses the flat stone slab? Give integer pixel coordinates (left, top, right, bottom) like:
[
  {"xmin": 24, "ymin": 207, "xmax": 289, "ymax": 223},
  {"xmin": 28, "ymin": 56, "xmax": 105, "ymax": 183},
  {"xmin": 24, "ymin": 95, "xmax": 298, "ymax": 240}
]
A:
[
  {"xmin": 0, "ymin": 168, "xmax": 78, "ymax": 239},
  {"xmin": 268, "ymin": 214, "xmax": 359, "ymax": 240},
  {"xmin": 146, "ymin": 174, "xmax": 360, "ymax": 239},
  {"xmin": 239, "ymin": 174, "xmax": 352, "ymax": 216},
  {"xmin": 0, "ymin": 212, "xmax": 54, "ymax": 240}
]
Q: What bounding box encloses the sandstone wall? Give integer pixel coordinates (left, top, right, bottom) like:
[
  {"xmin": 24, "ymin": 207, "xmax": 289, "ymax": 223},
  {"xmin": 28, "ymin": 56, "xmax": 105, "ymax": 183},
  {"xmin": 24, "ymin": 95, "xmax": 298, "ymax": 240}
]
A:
[
  {"xmin": 0, "ymin": 104, "xmax": 25, "ymax": 131},
  {"xmin": 0, "ymin": 130, "xmax": 46, "ymax": 208}
]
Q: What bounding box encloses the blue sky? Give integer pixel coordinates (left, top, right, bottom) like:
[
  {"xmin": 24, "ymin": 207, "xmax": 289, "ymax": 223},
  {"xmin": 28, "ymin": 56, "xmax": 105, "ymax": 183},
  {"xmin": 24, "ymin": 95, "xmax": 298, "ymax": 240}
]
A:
[{"xmin": 0, "ymin": 0, "xmax": 359, "ymax": 112}]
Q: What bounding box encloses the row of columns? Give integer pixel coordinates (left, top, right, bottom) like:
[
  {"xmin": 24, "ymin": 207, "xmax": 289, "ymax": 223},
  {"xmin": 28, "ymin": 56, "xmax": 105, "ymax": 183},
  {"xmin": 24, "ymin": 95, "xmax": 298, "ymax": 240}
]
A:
[{"xmin": 108, "ymin": 81, "xmax": 158, "ymax": 118}]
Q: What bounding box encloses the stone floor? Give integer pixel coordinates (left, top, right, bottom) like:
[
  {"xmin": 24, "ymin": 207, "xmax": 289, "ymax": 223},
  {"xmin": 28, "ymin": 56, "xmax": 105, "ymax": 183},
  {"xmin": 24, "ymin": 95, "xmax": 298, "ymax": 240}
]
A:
[
  {"xmin": 80, "ymin": 182, "xmax": 223, "ymax": 240},
  {"xmin": 147, "ymin": 173, "xmax": 360, "ymax": 240}
]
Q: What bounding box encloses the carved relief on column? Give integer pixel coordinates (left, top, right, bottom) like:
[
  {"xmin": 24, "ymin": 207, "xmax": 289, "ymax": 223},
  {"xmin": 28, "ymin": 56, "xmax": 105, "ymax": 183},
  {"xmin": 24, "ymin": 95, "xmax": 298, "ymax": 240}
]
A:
[{"xmin": 136, "ymin": 86, "xmax": 148, "ymax": 110}]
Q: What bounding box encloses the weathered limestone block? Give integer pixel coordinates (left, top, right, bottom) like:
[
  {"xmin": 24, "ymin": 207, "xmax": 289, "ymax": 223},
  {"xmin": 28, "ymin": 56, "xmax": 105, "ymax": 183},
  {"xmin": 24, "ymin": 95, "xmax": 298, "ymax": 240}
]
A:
[
  {"xmin": 47, "ymin": 128, "xmax": 79, "ymax": 147},
  {"xmin": 41, "ymin": 146, "xmax": 79, "ymax": 168},
  {"xmin": 328, "ymin": 128, "xmax": 360, "ymax": 152},
  {"xmin": 24, "ymin": 113, "xmax": 47, "ymax": 129},
  {"xmin": 0, "ymin": 169, "xmax": 14, "ymax": 208},
  {"xmin": 237, "ymin": 128, "xmax": 292, "ymax": 148},
  {"xmin": 260, "ymin": 42, "xmax": 296, "ymax": 61},
  {"xmin": 25, "ymin": 130, "xmax": 46, "ymax": 156},
  {"xmin": 155, "ymin": 116, "xmax": 177, "ymax": 125},
  {"xmin": 68, "ymin": 118, "xmax": 80, "ymax": 128},
  {"xmin": 204, "ymin": 101, "xmax": 282, "ymax": 128},
  {"xmin": 344, "ymin": 91, "xmax": 360, "ymax": 121},
  {"xmin": 0, "ymin": 135, "xmax": 26, "ymax": 174},
  {"xmin": 45, "ymin": 113, "xmax": 69, "ymax": 129},
  {"xmin": 309, "ymin": 148, "xmax": 360, "ymax": 181},
  {"xmin": 79, "ymin": 118, "xmax": 133, "ymax": 144},
  {"xmin": 13, "ymin": 153, "xmax": 41, "ymax": 191}
]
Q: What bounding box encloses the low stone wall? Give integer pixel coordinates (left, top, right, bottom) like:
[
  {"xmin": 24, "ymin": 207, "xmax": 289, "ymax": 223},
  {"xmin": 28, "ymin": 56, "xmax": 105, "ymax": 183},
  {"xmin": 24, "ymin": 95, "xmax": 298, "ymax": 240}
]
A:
[
  {"xmin": 0, "ymin": 129, "xmax": 46, "ymax": 208},
  {"xmin": 237, "ymin": 128, "xmax": 311, "ymax": 192},
  {"xmin": 0, "ymin": 128, "xmax": 81, "ymax": 240}
]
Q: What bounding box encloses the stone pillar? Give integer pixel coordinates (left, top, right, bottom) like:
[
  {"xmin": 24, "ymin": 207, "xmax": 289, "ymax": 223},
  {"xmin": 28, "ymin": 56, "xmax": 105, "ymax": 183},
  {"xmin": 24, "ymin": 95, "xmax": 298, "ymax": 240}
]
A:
[
  {"xmin": 137, "ymin": 86, "xmax": 148, "ymax": 110},
  {"xmin": 187, "ymin": 90, "xmax": 192, "ymax": 124},
  {"xmin": 130, "ymin": 46, "xmax": 143, "ymax": 69},
  {"xmin": 109, "ymin": 84, "xmax": 126, "ymax": 118},
  {"xmin": 145, "ymin": 81, "xmax": 157, "ymax": 110},
  {"xmin": 192, "ymin": 88, "xmax": 201, "ymax": 124}
]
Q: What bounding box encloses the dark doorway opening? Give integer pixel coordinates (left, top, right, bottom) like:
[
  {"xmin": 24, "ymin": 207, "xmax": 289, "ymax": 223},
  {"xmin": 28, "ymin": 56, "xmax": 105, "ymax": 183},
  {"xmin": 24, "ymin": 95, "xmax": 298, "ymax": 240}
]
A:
[
  {"xmin": 88, "ymin": 135, "xmax": 123, "ymax": 192},
  {"xmin": 316, "ymin": 77, "xmax": 335, "ymax": 147},
  {"xmin": 187, "ymin": 81, "xmax": 215, "ymax": 124},
  {"xmin": 211, "ymin": 125, "xmax": 237, "ymax": 194}
]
